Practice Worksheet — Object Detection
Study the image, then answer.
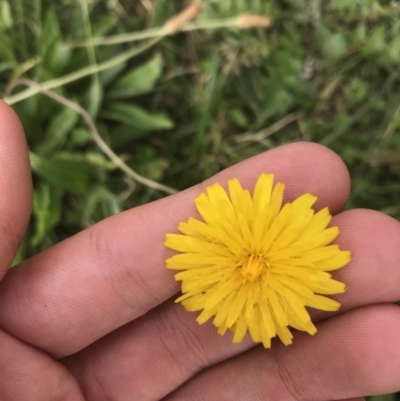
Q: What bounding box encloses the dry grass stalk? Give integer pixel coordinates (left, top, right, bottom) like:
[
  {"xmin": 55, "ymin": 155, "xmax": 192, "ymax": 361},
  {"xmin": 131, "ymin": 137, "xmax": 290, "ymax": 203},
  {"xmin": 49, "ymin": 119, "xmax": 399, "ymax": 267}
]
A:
[
  {"xmin": 237, "ymin": 14, "xmax": 271, "ymax": 29},
  {"xmin": 164, "ymin": 0, "xmax": 202, "ymax": 35},
  {"xmin": 234, "ymin": 113, "xmax": 298, "ymax": 143}
]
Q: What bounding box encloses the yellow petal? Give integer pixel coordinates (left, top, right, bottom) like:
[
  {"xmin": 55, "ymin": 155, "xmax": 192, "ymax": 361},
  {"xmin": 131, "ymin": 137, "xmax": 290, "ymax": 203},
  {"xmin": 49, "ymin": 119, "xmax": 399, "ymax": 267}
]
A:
[
  {"xmin": 166, "ymin": 253, "xmax": 230, "ymax": 268},
  {"xmin": 225, "ymin": 284, "xmax": 249, "ymax": 328},
  {"xmin": 287, "ymin": 307, "xmax": 317, "ymax": 335},
  {"xmin": 252, "ymin": 173, "xmax": 274, "ymax": 212},
  {"xmin": 232, "ymin": 315, "xmax": 248, "ymax": 343},
  {"xmin": 204, "ymin": 276, "xmax": 242, "ymax": 309},
  {"xmin": 270, "ymin": 182, "xmax": 285, "ymax": 220},
  {"xmin": 251, "ymin": 203, "xmax": 274, "ymax": 253},
  {"xmin": 228, "ymin": 178, "xmax": 244, "ymax": 212},
  {"xmin": 258, "ymin": 295, "xmax": 276, "ymax": 339},
  {"xmin": 299, "ymin": 277, "xmax": 346, "ymax": 295},
  {"xmin": 197, "ymin": 304, "xmax": 219, "ymax": 324},
  {"xmin": 260, "ymin": 203, "xmax": 292, "ymax": 253},
  {"xmin": 306, "ymin": 207, "xmax": 332, "ymax": 234},
  {"xmin": 275, "ymin": 322, "xmax": 293, "ymax": 346},
  {"xmin": 291, "ymin": 193, "xmax": 317, "ymax": 211},
  {"xmin": 301, "ymin": 245, "xmax": 341, "ymax": 262},
  {"xmin": 267, "ymin": 287, "xmax": 288, "ymax": 327},
  {"xmin": 313, "ymin": 250, "xmax": 351, "ymax": 270},
  {"xmin": 306, "ymin": 294, "xmax": 341, "ymax": 311}
]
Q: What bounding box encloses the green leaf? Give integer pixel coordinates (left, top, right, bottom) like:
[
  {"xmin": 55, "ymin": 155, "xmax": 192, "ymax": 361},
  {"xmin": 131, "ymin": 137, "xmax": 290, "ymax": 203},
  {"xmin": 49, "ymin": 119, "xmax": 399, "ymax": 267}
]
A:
[
  {"xmin": 0, "ymin": 60, "xmax": 14, "ymax": 73},
  {"xmin": 107, "ymin": 53, "xmax": 164, "ymax": 98},
  {"xmin": 36, "ymin": 106, "xmax": 79, "ymax": 155},
  {"xmin": 388, "ymin": 35, "xmax": 400, "ymax": 62},
  {"xmin": 354, "ymin": 23, "xmax": 367, "ymax": 44},
  {"xmin": 69, "ymin": 127, "xmax": 92, "ymax": 146},
  {"xmin": 101, "ymin": 102, "xmax": 174, "ymax": 133},
  {"xmin": 137, "ymin": 158, "xmax": 169, "ymax": 181},
  {"xmin": 99, "ymin": 62, "xmax": 127, "ymax": 86},
  {"xmin": 82, "ymin": 186, "xmax": 121, "ymax": 223},
  {"xmin": 364, "ymin": 26, "xmax": 386, "ymax": 54},
  {"xmin": 37, "ymin": 10, "xmax": 70, "ymax": 76},
  {"xmin": 322, "ymin": 33, "xmax": 347, "ymax": 59},
  {"xmin": 30, "ymin": 152, "xmax": 95, "ymax": 194},
  {"xmin": 228, "ymin": 108, "xmax": 249, "ymax": 129},
  {"xmin": 255, "ymin": 86, "xmax": 293, "ymax": 127},
  {"xmin": 31, "ymin": 182, "xmax": 62, "ymax": 247},
  {"xmin": 0, "ymin": 0, "xmax": 13, "ymax": 30},
  {"xmin": 0, "ymin": 32, "xmax": 16, "ymax": 63},
  {"xmin": 348, "ymin": 78, "xmax": 369, "ymax": 103},
  {"xmin": 85, "ymin": 152, "xmax": 117, "ymax": 171},
  {"xmin": 368, "ymin": 394, "xmax": 397, "ymax": 401},
  {"xmin": 107, "ymin": 125, "xmax": 154, "ymax": 147},
  {"xmin": 315, "ymin": 25, "xmax": 347, "ymax": 59},
  {"xmin": 87, "ymin": 77, "xmax": 103, "ymax": 118},
  {"xmin": 330, "ymin": 0, "xmax": 358, "ymax": 12},
  {"xmin": 91, "ymin": 13, "xmax": 119, "ymax": 37},
  {"xmin": 40, "ymin": 10, "xmax": 61, "ymax": 56}
]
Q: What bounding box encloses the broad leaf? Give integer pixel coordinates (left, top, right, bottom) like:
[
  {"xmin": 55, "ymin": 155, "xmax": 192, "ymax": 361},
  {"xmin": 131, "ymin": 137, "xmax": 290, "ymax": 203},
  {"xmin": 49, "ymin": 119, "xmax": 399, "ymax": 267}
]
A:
[
  {"xmin": 107, "ymin": 53, "xmax": 164, "ymax": 98},
  {"xmin": 101, "ymin": 102, "xmax": 174, "ymax": 133},
  {"xmin": 36, "ymin": 106, "xmax": 79, "ymax": 155},
  {"xmin": 30, "ymin": 152, "xmax": 95, "ymax": 194},
  {"xmin": 0, "ymin": 32, "xmax": 16, "ymax": 63}
]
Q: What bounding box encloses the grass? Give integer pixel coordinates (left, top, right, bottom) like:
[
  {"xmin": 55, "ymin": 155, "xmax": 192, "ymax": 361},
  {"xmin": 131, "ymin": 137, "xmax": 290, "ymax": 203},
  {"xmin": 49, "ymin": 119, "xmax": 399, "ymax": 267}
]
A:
[{"xmin": 1, "ymin": 1, "xmax": 400, "ymax": 398}]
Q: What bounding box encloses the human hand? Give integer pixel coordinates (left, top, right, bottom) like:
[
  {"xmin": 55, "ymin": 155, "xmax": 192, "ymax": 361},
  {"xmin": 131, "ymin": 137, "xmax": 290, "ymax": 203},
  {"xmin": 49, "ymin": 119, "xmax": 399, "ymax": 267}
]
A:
[{"xmin": 0, "ymin": 100, "xmax": 399, "ymax": 401}]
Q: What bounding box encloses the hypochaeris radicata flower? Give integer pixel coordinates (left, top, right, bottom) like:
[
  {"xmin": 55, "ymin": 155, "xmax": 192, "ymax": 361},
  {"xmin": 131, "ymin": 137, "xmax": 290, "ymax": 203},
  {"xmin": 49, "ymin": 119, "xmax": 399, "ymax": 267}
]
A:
[{"xmin": 165, "ymin": 173, "xmax": 351, "ymax": 348}]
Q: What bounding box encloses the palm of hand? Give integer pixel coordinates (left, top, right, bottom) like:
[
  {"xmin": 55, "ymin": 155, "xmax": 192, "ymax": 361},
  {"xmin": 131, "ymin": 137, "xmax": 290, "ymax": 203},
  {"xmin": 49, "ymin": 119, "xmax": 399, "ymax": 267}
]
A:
[{"xmin": 0, "ymin": 101, "xmax": 399, "ymax": 401}]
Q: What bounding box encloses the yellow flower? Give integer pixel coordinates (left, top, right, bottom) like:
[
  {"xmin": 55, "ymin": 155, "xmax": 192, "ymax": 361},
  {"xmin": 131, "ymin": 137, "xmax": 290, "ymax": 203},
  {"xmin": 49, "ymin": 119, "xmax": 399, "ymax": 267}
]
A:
[{"xmin": 165, "ymin": 173, "xmax": 351, "ymax": 348}]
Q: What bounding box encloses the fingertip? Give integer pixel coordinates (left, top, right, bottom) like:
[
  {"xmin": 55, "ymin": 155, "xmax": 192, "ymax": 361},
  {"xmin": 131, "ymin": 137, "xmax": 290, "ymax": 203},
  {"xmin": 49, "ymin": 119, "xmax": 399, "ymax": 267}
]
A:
[
  {"xmin": 270, "ymin": 142, "xmax": 351, "ymax": 214},
  {"xmin": 299, "ymin": 142, "xmax": 351, "ymax": 213},
  {"xmin": 328, "ymin": 209, "xmax": 400, "ymax": 309},
  {"xmin": 0, "ymin": 99, "xmax": 24, "ymax": 130}
]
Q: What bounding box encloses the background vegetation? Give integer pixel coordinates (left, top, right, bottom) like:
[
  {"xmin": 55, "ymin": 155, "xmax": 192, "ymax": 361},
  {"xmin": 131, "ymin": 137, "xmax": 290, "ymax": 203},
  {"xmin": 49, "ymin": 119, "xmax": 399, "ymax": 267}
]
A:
[{"xmin": 1, "ymin": 1, "xmax": 400, "ymax": 399}]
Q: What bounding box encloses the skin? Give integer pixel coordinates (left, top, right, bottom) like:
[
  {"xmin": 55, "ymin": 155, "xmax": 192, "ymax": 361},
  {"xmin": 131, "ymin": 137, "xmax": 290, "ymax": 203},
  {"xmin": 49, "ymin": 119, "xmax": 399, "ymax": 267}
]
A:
[{"xmin": 0, "ymin": 99, "xmax": 399, "ymax": 401}]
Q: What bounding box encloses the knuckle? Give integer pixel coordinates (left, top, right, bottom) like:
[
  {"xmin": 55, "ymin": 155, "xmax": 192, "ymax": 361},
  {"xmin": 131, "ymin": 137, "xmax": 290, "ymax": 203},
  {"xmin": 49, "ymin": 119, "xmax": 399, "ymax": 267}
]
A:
[
  {"xmin": 87, "ymin": 223, "xmax": 152, "ymax": 315},
  {"xmin": 158, "ymin": 303, "xmax": 209, "ymax": 373},
  {"xmin": 273, "ymin": 350, "xmax": 321, "ymax": 401}
]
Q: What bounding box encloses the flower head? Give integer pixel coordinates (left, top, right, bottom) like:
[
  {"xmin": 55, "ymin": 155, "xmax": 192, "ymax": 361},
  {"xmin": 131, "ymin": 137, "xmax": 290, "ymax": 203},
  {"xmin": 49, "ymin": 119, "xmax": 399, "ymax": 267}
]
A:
[{"xmin": 165, "ymin": 174, "xmax": 351, "ymax": 348}]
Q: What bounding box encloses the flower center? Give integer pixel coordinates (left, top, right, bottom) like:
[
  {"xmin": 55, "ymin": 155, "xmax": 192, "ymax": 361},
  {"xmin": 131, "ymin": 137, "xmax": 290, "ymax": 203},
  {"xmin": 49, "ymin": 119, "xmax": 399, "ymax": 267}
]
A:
[{"xmin": 241, "ymin": 255, "xmax": 265, "ymax": 281}]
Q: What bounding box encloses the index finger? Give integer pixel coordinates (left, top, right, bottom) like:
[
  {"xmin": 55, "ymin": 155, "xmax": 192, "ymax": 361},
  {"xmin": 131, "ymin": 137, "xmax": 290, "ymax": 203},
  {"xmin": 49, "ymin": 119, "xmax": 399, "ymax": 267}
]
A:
[
  {"xmin": 0, "ymin": 101, "xmax": 32, "ymax": 274},
  {"xmin": 0, "ymin": 142, "xmax": 350, "ymax": 356}
]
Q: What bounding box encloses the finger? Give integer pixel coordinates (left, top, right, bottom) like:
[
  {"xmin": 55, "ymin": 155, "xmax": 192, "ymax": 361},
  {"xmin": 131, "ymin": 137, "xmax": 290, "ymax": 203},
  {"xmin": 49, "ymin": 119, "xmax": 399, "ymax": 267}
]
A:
[
  {"xmin": 63, "ymin": 299, "xmax": 256, "ymax": 401},
  {"xmin": 0, "ymin": 329, "xmax": 84, "ymax": 401},
  {"xmin": 163, "ymin": 305, "xmax": 400, "ymax": 401},
  {"xmin": 312, "ymin": 209, "xmax": 400, "ymax": 320},
  {"xmin": 0, "ymin": 102, "xmax": 82, "ymax": 401},
  {"xmin": 0, "ymin": 143, "xmax": 350, "ymax": 356},
  {"xmin": 0, "ymin": 101, "xmax": 32, "ymax": 274},
  {"xmin": 62, "ymin": 208, "xmax": 400, "ymax": 400}
]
